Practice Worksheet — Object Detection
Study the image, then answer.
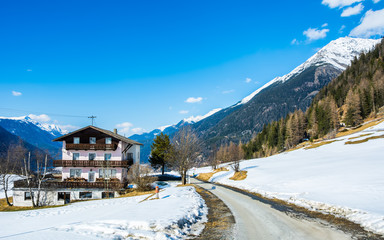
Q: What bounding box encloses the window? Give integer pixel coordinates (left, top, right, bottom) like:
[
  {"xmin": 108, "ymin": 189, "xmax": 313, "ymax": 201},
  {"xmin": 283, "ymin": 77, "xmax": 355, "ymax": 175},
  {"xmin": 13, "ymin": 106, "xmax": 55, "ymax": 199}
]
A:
[
  {"xmin": 104, "ymin": 153, "xmax": 111, "ymax": 161},
  {"xmin": 105, "ymin": 137, "xmax": 112, "ymax": 144},
  {"xmin": 102, "ymin": 192, "xmax": 115, "ymax": 199},
  {"xmin": 127, "ymin": 153, "xmax": 133, "ymax": 160},
  {"xmin": 79, "ymin": 192, "xmax": 92, "ymax": 199},
  {"xmin": 24, "ymin": 192, "xmax": 31, "ymax": 200},
  {"xmin": 99, "ymin": 168, "xmax": 117, "ymax": 178},
  {"xmin": 70, "ymin": 169, "xmax": 82, "ymax": 178},
  {"xmin": 74, "ymin": 137, "xmax": 80, "ymax": 144},
  {"xmin": 90, "ymin": 137, "xmax": 96, "ymax": 144},
  {"xmin": 89, "ymin": 153, "xmax": 96, "ymax": 160},
  {"xmin": 73, "ymin": 153, "xmax": 80, "ymax": 160}
]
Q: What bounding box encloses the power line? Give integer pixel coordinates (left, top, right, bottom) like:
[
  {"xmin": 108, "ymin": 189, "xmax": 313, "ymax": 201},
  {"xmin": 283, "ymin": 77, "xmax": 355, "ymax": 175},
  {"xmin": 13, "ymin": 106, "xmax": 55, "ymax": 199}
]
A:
[{"xmin": 0, "ymin": 107, "xmax": 88, "ymax": 118}]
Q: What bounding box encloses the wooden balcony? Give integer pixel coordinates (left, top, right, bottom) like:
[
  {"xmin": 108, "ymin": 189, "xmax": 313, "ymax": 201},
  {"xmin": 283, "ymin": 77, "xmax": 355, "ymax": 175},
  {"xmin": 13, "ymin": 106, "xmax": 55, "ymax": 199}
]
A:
[
  {"xmin": 65, "ymin": 143, "xmax": 118, "ymax": 151},
  {"xmin": 13, "ymin": 179, "xmax": 125, "ymax": 189},
  {"xmin": 53, "ymin": 159, "xmax": 133, "ymax": 168}
]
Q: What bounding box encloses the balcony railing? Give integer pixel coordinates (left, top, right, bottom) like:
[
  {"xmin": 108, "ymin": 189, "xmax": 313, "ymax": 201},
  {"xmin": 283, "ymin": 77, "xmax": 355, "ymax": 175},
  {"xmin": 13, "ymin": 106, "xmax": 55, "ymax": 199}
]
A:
[
  {"xmin": 53, "ymin": 159, "xmax": 133, "ymax": 168},
  {"xmin": 65, "ymin": 143, "xmax": 118, "ymax": 151},
  {"xmin": 13, "ymin": 179, "xmax": 125, "ymax": 189}
]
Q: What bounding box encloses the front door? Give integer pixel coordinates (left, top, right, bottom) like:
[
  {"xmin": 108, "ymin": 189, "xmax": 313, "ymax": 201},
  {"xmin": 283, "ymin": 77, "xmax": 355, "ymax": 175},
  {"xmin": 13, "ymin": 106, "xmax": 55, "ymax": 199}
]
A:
[{"xmin": 88, "ymin": 171, "xmax": 95, "ymax": 182}]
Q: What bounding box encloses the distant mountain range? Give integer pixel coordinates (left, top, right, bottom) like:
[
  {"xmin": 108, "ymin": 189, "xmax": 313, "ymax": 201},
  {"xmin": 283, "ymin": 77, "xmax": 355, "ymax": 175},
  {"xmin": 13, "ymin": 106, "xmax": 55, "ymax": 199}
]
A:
[
  {"xmin": 130, "ymin": 37, "xmax": 381, "ymax": 162},
  {"xmin": 0, "ymin": 116, "xmax": 65, "ymax": 158}
]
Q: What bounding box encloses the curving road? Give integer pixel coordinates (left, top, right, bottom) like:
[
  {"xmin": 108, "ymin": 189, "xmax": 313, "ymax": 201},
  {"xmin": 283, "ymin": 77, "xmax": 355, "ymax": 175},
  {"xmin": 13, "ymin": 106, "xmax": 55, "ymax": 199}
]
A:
[{"xmin": 192, "ymin": 178, "xmax": 351, "ymax": 240}]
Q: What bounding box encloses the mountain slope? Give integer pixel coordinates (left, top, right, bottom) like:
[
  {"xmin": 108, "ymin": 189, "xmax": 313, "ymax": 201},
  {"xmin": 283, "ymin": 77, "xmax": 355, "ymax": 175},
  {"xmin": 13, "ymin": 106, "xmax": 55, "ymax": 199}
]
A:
[
  {"xmin": 131, "ymin": 37, "xmax": 380, "ymax": 161},
  {"xmin": 0, "ymin": 116, "xmax": 64, "ymax": 158},
  {"xmin": 201, "ymin": 37, "xmax": 381, "ymax": 144}
]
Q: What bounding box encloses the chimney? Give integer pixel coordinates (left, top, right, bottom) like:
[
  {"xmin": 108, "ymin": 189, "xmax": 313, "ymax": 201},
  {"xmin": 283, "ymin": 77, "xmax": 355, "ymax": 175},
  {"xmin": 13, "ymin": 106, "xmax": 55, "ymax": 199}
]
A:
[{"xmin": 113, "ymin": 128, "xmax": 117, "ymax": 134}]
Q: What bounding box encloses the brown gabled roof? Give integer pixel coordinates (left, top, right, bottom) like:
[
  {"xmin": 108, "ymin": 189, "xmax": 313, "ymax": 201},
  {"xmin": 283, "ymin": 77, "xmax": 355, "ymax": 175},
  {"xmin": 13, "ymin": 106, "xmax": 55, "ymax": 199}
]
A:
[{"xmin": 53, "ymin": 125, "xmax": 143, "ymax": 146}]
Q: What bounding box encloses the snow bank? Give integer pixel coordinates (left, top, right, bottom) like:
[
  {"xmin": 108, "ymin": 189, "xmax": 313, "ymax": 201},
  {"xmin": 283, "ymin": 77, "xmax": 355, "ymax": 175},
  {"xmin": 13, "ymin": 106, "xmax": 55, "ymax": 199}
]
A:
[
  {"xmin": 0, "ymin": 184, "xmax": 207, "ymax": 239},
  {"xmin": 195, "ymin": 121, "xmax": 384, "ymax": 235},
  {"xmin": 0, "ymin": 175, "xmax": 23, "ymax": 199}
]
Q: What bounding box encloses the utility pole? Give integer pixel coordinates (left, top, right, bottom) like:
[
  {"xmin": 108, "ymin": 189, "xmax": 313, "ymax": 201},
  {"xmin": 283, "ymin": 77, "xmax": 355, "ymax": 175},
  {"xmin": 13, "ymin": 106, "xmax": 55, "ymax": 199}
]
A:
[{"xmin": 88, "ymin": 116, "xmax": 96, "ymax": 126}]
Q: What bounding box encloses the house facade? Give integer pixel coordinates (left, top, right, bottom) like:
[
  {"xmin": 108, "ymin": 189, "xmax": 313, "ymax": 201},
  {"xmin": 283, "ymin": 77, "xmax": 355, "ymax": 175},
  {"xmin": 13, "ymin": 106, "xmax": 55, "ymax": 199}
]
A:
[{"xmin": 13, "ymin": 125, "xmax": 143, "ymax": 206}]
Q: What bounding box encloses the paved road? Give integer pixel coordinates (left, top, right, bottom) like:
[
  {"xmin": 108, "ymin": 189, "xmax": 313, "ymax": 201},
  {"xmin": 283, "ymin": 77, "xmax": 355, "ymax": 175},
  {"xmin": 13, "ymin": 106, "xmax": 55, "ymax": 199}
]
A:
[{"xmin": 192, "ymin": 178, "xmax": 351, "ymax": 240}]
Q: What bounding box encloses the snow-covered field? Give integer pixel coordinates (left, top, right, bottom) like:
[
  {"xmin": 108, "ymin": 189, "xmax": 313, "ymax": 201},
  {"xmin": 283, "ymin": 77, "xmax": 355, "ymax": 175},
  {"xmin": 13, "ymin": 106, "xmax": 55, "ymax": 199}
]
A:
[
  {"xmin": 195, "ymin": 121, "xmax": 384, "ymax": 235},
  {"xmin": 0, "ymin": 183, "xmax": 207, "ymax": 239}
]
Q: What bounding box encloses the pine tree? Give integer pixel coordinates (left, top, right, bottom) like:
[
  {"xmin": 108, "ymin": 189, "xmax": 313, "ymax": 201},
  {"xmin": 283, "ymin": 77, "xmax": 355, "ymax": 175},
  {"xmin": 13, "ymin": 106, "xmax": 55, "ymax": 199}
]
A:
[{"xmin": 149, "ymin": 133, "xmax": 171, "ymax": 175}]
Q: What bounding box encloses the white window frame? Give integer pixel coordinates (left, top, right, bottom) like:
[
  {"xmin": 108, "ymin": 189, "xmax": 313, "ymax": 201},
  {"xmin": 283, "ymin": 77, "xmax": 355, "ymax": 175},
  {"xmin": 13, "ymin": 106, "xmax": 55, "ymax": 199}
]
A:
[
  {"xmin": 73, "ymin": 153, "xmax": 80, "ymax": 160},
  {"xmin": 104, "ymin": 153, "xmax": 112, "ymax": 161},
  {"xmin": 90, "ymin": 137, "xmax": 96, "ymax": 144},
  {"xmin": 99, "ymin": 168, "xmax": 117, "ymax": 178},
  {"xmin": 89, "ymin": 153, "xmax": 96, "ymax": 160},
  {"xmin": 73, "ymin": 137, "xmax": 80, "ymax": 144},
  {"xmin": 69, "ymin": 169, "xmax": 82, "ymax": 178}
]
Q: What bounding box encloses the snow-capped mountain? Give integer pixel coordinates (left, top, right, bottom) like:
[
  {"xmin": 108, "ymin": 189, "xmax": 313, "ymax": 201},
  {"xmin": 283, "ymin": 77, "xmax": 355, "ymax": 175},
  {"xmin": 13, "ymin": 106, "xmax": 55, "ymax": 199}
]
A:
[
  {"xmin": 239, "ymin": 37, "xmax": 381, "ymax": 105},
  {"xmin": 0, "ymin": 116, "xmax": 65, "ymax": 157},
  {"xmin": 131, "ymin": 37, "xmax": 382, "ymax": 162}
]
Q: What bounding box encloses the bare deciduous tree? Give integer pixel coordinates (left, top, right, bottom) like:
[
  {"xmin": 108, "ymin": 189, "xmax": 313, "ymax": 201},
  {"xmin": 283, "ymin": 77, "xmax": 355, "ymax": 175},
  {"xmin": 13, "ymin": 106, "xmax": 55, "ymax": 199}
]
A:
[
  {"xmin": 0, "ymin": 144, "xmax": 24, "ymax": 206},
  {"xmin": 21, "ymin": 151, "xmax": 49, "ymax": 207},
  {"xmin": 167, "ymin": 127, "xmax": 202, "ymax": 185},
  {"xmin": 127, "ymin": 163, "xmax": 156, "ymax": 191}
]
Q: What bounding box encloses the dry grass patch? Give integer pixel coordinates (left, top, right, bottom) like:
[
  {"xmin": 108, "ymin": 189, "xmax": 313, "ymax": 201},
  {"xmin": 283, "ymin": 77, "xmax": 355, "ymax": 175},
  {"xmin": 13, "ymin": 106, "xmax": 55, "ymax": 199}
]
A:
[
  {"xmin": 348, "ymin": 133, "xmax": 373, "ymax": 140},
  {"xmin": 345, "ymin": 135, "xmax": 384, "ymax": 145},
  {"xmin": 118, "ymin": 189, "xmax": 156, "ymax": 198},
  {"xmin": 0, "ymin": 197, "xmax": 61, "ymax": 212},
  {"xmin": 336, "ymin": 119, "xmax": 384, "ymax": 138},
  {"xmin": 229, "ymin": 171, "xmax": 247, "ymax": 181},
  {"xmin": 304, "ymin": 140, "xmax": 338, "ymax": 150},
  {"xmin": 196, "ymin": 167, "xmax": 229, "ymax": 182}
]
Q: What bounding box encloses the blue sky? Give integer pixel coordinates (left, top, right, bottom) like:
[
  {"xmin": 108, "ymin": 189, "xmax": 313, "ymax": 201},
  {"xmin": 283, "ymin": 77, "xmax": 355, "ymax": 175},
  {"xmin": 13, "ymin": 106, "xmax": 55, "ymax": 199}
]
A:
[{"xmin": 1, "ymin": 0, "xmax": 383, "ymax": 135}]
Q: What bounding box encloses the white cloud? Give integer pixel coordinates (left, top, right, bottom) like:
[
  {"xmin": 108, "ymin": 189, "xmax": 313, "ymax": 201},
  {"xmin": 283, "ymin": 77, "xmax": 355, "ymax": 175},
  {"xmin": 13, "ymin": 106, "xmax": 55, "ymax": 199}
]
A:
[
  {"xmin": 339, "ymin": 25, "xmax": 346, "ymax": 33},
  {"xmin": 350, "ymin": 8, "xmax": 384, "ymax": 37},
  {"xmin": 12, "ymin": 91, "xmax": 22, "ymax": 96},
  {"xmin": 57, "ymin": 124, "xmax": 78, "ymax": 133},
  {"xmin": 222, "ymin": 89, "xmax": 235, "ymax": 94},
  {"xmin": 115, "ymin": 122, "xmax": 133, "ymax": 134},
  {"xmin": 28, "ymin": 114, "xmax": 51, "ymax": 122},
  {"xmin": 322, "ymin": 0, "xmax": 363, "ymax": 8},
  {"xmin": 26, "ymin": 69, "xmax": 32, "ymax": 72},
  {"xmin": 373, "ymin": 0, "xmax": 381, "ymax": 3},
  {"xmin": 179, "ymin": 110, "xmax": 189, "ymax": 114},
  {"xmin": 185, "ymin": 97, "xmax": 203, "ymax": 103},
  {"xmin": 303, "ymin": 27, "xmax": 330, "ymax": 41},
  {"xmin": 341, "ymin": 3, "xmax": 364, "ymax": 17},
  {"xmin": 291, "ymin": 38, "xmax": 299, "ymax": 45},
  {"xmin": 245, "ymin": 77, "xmax": 252, "ymax": 83},
  {"xmin": 322, "ymin": 23, "xmax": 329, "ymax": 27},
  {"xmin": 131, "ymin": 127, "xmax": 145, "ymax": 134}
]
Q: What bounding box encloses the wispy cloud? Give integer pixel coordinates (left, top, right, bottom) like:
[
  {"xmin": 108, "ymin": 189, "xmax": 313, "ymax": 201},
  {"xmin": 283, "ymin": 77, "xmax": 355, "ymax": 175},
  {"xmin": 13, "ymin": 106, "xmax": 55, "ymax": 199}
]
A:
[
  {"xmin": 350, "ymin": 8, "xmax": 384, "ymax": 38},
  {"xmin": 291, "ymin": 38, "xmax": 299, "ymax": 45},
  {"xmin": 303, "ymin": 27, "xmax": 329, "ymax": 41},
  {"xmin": 341, "ymin": 3, "xmax": 364, "ymax": 17},
  {"xmin": 222, "ymin": 89, "xmax": 235, "ymax": 94},
  {"xmin": 373, "ymin": 0, "xmax": 381, "ymax": 3},
  {"xmin": 57, "ymin": 124, "xmax": 78, "ymax": 133},
  {"xmin": 322, "ymin": 23, "xmax": 329, "ymax": 27},
  {"xmin": 185, "ymin": 97, "xmax": 203, "ymax": 103},
  {"xmin": 12, "ymin": 91, "xmax": 22, "ymax": 96},
  {"xmin": 245, "ymin": 77, "xmax": 252, "ymax": 83},
  {"xmin": 115, "ymin": 122, "xmax": 133, "ymax": 134},
  {"xmin": 131, "ymin": 127, "xmax": 145, "ymax": 134},
  {"xmin": 28, "ymin": 114, "xmax": 51, "ymax": 122},
  {"xmin": 322, "ymin": 0, "xmax": 363, "ymax": 8},
  {"xmin": 179, "ymin": 110, "xmax": 189, "ymax": 114},
  {"xmin": 26, "ymin": 69, "xmax": 32, "ymax": 72},
  {"xmin": 339, "ymin": 25, "xmax": 346, "ymax": 33}
]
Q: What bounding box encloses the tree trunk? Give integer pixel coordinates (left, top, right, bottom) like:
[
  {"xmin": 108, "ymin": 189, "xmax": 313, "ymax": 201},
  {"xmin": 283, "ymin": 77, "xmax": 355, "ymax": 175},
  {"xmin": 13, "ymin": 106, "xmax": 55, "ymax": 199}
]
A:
[
  {"xmin": 161, "ymin": 163, "xmax": 165, "ymax": 175},
  {"xmin": 4, "ymin": 189, "xmax": 12, "ymax": 206}
]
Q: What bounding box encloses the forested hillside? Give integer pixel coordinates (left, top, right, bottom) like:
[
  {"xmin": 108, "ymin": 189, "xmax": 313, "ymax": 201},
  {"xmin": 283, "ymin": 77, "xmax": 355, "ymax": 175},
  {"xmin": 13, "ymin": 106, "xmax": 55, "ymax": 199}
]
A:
[{"xmin": 239, "ymin": 38, "xmax": 384, "ymax": 159}]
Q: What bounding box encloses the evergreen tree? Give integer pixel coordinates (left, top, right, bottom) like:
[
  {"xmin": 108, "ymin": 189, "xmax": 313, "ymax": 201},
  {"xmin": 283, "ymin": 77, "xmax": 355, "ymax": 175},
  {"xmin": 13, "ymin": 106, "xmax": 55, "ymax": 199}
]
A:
[{"xmin": 149, "ymin": 133, "xmax": 171, "ymax": 175}]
